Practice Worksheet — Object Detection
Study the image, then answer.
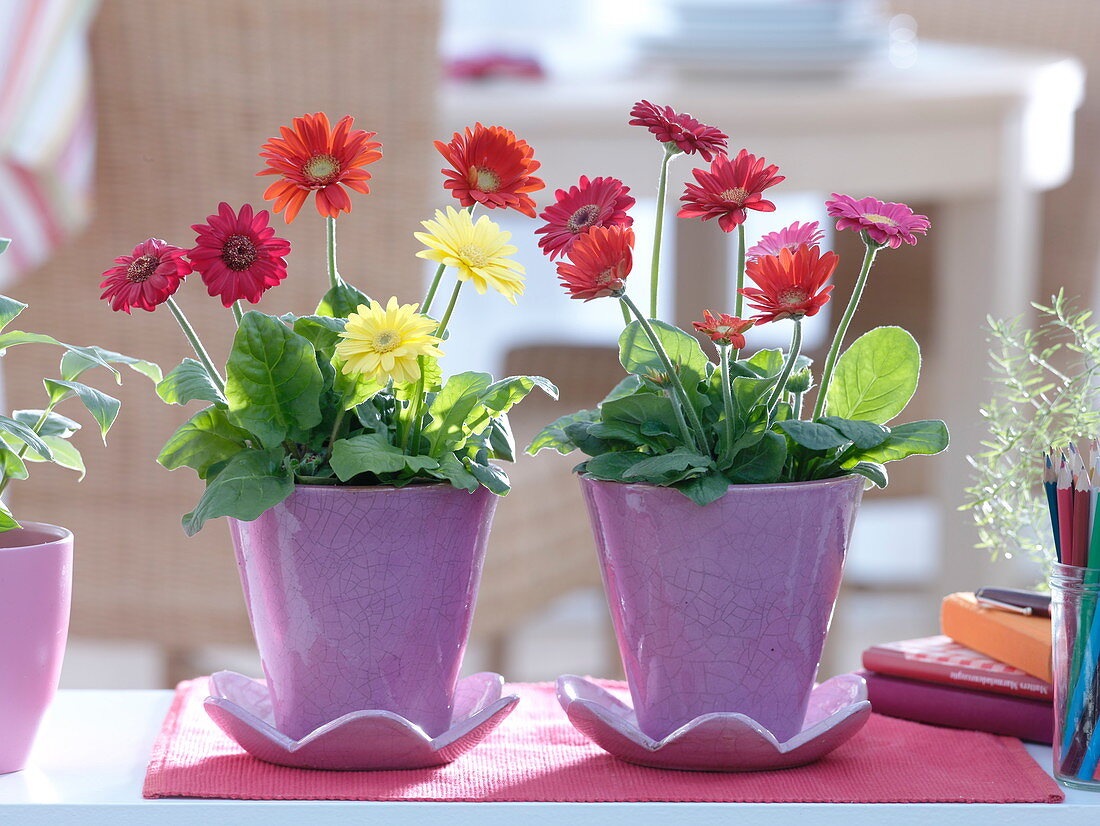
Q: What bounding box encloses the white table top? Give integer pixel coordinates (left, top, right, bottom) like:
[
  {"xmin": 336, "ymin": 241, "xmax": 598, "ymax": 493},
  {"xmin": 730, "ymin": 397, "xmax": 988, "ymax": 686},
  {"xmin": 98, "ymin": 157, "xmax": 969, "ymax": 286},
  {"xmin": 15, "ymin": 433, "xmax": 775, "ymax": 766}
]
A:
[{"xmin": 0, "ymin": 690, "xmax": 1095, "ymax": 824}]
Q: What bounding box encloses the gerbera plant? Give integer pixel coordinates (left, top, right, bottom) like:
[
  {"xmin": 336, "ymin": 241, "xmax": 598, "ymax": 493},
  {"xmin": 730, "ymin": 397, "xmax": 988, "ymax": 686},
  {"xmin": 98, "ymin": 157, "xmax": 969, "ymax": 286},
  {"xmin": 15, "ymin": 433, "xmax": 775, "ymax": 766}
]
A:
[
  {"xmin": 102, "ymin": 113, "xmax": 555, "ymax": 535},
  {"xmin": 529, "ymin": 101, "xmax": 947, "ymax": 504}
]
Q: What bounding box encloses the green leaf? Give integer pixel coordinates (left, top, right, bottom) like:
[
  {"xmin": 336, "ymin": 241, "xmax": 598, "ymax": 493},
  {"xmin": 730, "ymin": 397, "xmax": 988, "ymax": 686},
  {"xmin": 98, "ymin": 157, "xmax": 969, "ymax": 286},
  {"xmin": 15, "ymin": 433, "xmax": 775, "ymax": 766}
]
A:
[
  {"xmin": 825, "ymin": 326, "xmax": 920, "ymax": 424},
  {"xmin": 0, "ymin": 330, "xmax": 66, "ymax": 351},
  {"xmin": 60, "ymin": 345, "xmax": 162, "ymax": 384},
  {"xmin": 466, "ymin": 459, "xmax": 510, "ymax": 494},
  {"xmin": 43, "ymin": 380, "xmax": 120, "ymax": 441},
  {"xmin": 158, "ymin": 406, "xmax": 251, "ymax": 479},
  {"xmin": 12, "ymin": 410, "xmax": 80, "ymax": 438},
  {"xmin": 818, "ymin": 416, "xmax": 891, "ymax": 449},
  {"xmin": 487, "ymin": 416, "xmax": 515, "ymax": 462},
  {"xmin": 0, "ymin": 448, "xmax": 28, "ymax": 480},
  {"xmin": 675, "ymin": 471, "xmax": 731, "ymax": 506},
  {"xmin": 423, "ymin": 372, "xmax": 492, "ymax": 455},
  {"xmin": 844, "ymin": 419, "xmax": 949, "ymax": 465},
  {"xmin": 621, "ymin": 449, "xmax": 712, "ymax": 484},
  {"xmin": 40, "ymin": 436, "xmax": 84, "ymax": 477},
  {"xmin": 330, "ymin": 433, "xmax": 440, "ymax": 482},
  {"xmin": 0, "ymin": 239, "xmax": 9, "ymax": 256},
  {"xmin": 157, "ymin": 359, "xmax": 227, "ymax": 406},
  {"xmin": 182, "ymin": 449, "xmax": 294, "ymax": 536},
  {"xmin": 849, "ymin": 461, "xmax": 888, "ymax": 488},
  {"xmin": 582, "ymin": 451, "xmax": 648, "ymax": 482},
  {"xmin": 601, "ymin": 394, "xmax": 681, "ymax": 438},
  {"xmin": 225, "ymin": 311, "xmax": 324, "ymax": 448},
  {"xmin": 526, "ymin": 409, "xmax": 598, "ymax": 456},
  {"xmin": 602, "ymin": 375, "xmax": 645, "ymax": 403},
  {"xmin": 426, "ymin": 453, "xmax": 480, "ymax": 492},
  {"xmin": 723, "ymin": 431, "xmax": 787, "ymax": 483},
  {"xmin": 619, "ymin": 320, "xmax": 708, "ymax": 392},
  {"xmin": 316, "ymin": 280, "xmax": 371, "ymax": 318},
  {"xmin": 741, "ymin": 348, "xmax": 785, "ymax": 377},
  {"xmin": 0, "ymin": 499, "xmax": 20, "ymax": 532},
  {"xmin": 0, "ymin": 414, "xmax": 52, "ymax": 459},
  {"xmin": 293, "ymin": 314, "xmax": 347, "ymax": 353},
  {"xmin": 0, "ymin": 295, "xmax": 27, "ymax": 332},
  {"xmin": 462, "ymin": 375, "xmax": 557, "ymax": 440},
  {"xmin": 777, "ymin": 419, "xmax": 848, "ymax": 451}
]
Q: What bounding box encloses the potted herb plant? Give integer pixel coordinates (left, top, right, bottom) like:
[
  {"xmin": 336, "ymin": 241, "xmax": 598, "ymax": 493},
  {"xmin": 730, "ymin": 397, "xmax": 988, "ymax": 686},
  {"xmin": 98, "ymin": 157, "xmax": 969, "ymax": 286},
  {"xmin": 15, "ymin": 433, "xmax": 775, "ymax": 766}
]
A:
[
  {"xmin": 101, "ymin": 115, "xmax": 555, "ymax": 768},
  {"xmin": 529, "ymin": 101, "xmax": 949, "ymax": 756}
]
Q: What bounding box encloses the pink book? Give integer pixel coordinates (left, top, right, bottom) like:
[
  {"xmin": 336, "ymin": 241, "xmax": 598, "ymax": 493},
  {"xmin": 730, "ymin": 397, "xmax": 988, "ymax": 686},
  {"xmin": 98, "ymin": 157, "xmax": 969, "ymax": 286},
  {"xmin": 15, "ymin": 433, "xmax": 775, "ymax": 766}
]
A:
[
  {"xmin": 861, "ymin": 634, "xmax": 1052, "ymax": 700},
  {"xmin": 860, "ymin": 670, "xmax": 1053, "ymax": 744}
]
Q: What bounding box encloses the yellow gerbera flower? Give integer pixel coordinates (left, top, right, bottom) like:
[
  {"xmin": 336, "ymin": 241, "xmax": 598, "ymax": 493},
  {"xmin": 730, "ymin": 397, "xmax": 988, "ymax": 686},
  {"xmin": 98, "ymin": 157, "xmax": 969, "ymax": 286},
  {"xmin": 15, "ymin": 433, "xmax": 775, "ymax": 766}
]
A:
[
  {"xmin": 413, "ymin": 206, "xmax": 526, "ymax": 304},
  {"xmin": 335, "ymin": 298, "xmax": 443, "ymax": 384}
]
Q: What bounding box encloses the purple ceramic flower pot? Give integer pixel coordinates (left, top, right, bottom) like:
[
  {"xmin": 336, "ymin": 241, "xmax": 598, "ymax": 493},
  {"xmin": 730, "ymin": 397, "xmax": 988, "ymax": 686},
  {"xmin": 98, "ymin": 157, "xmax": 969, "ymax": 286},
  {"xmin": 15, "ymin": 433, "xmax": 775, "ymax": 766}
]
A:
[
  {"xmin": 0, "ymin": 522, "xmax": 72, "ymax": 774},
  {"xmin": 229, "ymin": 483, "xmax": 497, "ymax": 740},
  {"xmin": 580, "ymin": 474, "xmax": 863, "ymax": 742}
]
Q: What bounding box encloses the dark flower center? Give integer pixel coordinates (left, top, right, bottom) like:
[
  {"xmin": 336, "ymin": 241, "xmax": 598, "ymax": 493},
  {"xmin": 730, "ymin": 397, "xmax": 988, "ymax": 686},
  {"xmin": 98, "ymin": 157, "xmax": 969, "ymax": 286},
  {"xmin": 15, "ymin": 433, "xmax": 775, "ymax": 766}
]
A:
[
  {"xmin": 303, "ymin": 153, "xmax": 341, "ymax": 185},
  {"xmin": 126, "ymin": 254, "xmax": 160, "ymax": 283},
  {"xmin": 222, "ymin": 234, "xmax": 258, "ymax": 271},
  {"xmin": 719, "ymin": 187, "xmax": 750, "ymax": 207},
  {"xmin": 567, "ymin": 204, "xmax": 601, "ymax": 234}
]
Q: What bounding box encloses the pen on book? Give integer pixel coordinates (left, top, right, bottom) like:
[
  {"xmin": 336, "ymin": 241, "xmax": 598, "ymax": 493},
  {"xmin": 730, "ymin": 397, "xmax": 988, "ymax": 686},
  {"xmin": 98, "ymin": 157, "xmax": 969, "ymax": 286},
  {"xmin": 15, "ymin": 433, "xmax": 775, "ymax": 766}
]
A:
[{"xmin": 974, "ymin": 587, "xmax": 1052, "ymax": 618}]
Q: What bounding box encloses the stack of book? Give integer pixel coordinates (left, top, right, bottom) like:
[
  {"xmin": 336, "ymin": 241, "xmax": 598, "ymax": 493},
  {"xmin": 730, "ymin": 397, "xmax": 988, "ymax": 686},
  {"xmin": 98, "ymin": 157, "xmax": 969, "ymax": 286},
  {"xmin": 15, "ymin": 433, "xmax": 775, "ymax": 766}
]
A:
[{"xmin": 859, "ymin": 592, "xmax": 1053, "ymax": 743}]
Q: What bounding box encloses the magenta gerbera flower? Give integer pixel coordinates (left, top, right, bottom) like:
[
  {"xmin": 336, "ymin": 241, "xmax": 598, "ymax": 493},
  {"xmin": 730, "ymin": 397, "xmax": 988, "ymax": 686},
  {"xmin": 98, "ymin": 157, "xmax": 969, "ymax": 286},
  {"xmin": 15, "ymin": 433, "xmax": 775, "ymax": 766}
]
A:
[
  {"xmin": 100, "ymin": 238, "xmax": 191, "ymax": 314},
  {"xmin": 747, "ymin": 221, "xmax": 825, "ymax": 259},
  {"xmin": 189, "ymin": 203, "xmax": 291, "ymax": 307},
  {"xmin": 629, "ymin": 100, "xmax": 728, "ymax": 161},
  {"xmin": 825, "ymin": 194, "xmax": 930, "ymax": 249},
  {"xmin": 535, "ymin": 175, "xmax": 635, "ymax": 260}
]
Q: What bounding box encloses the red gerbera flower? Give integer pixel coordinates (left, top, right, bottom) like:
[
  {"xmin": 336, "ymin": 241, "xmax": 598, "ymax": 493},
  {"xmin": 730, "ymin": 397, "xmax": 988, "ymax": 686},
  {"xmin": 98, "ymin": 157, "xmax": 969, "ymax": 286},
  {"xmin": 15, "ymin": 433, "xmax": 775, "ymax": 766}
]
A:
[
  {"xmin": 100, "ymin": 238, "xmax": 191, "ymax": 314},
  {"xmin": 739, "ymin": 244, "xmax": 838, "ymax": 324},
  {"xmin": 258, "ymin": 112, "xmax": 382, "ymax": 223},
  {"xmin": 678, "ymin": 150, "xmax": 785, "ymax": 233},
  {"xmin": 535, "ymin": 175, "xmax": 635, "ymax": 260},
  {"xmin": 435, "ymin": 123, "xmax": 544, "ymax": 217},
  {"xmin": 189, "ymin": 203, "xmax": 291, "ymax": 307},
  {"xmin": 629, "ymin": 100, "xmax": 728, "ymax": 161},
  {"xmin": 556, "ymin": 225, "xmax": 634, "ymax": 301},
  {"xmin": 693, "ymin": 310, "xmax": 754, "ymax": 348},
  {"xmin": 826, "ymin": 194, "xmax": 930, "ymax": 249}
]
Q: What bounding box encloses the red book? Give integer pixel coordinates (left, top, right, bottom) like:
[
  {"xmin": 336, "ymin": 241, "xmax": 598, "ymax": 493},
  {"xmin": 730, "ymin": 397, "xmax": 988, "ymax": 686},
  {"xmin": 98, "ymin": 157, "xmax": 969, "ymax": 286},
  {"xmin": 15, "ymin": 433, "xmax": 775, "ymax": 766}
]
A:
[
  {"xmin": 861, "ymin": 635, "xmax": 1052, "ymax": 700},
  {"xmin": 860, "ymin": 670, "xmax": 1053, "ymax": 744}
]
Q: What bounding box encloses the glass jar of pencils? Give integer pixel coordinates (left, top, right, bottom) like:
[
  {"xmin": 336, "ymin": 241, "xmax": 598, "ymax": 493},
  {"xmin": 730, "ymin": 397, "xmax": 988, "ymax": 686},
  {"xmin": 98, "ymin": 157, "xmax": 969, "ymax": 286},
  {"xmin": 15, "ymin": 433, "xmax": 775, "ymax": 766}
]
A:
[{"xmin": 1052, "ymin": 563, "xmax": 1100, "ymax": 790}]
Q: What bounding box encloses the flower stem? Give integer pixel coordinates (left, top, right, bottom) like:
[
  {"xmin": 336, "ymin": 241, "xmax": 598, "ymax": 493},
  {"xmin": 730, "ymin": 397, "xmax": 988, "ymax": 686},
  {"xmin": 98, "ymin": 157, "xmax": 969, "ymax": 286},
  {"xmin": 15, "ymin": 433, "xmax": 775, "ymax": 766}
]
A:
[
  {"xmin": 324, "ymin": 409, "xmax": 346, "ymax": 462},
  {"xmin": 325, "ymin": 216, "xmax": 340, "ymax": 289},
  {"xmin": 719, "ymin": 343, "xmax": 735, "ymax": 455},
  {"xmin": 166, "ymin": 297, "xmax": 226, "ymax": 394},
  {"xmin": 422, "ymin": 263, "xmax": 447, "ymax": 315},
  {"xmin": 0, "ymin": 404, "xmax": 54, "ymax": 498},
  {"xmin": 620, "ymin": 292, "xmax": 706, "ymax": 452},
  {"xmin": 619, "ymin": 297, "xmax": 631, "ymax": 325},
  {"xmin": 733, "ymin": 222, "xmax": 747, "ymax": 360},
  {"xmin": 812, "ymin": 242, "xmax": 880, "ymax": 420},
  {"xmin": 435, "ymin": 279, "xmax": 464, "ymax": 341},
  {"xmin": 649, "ymin": 148, "xmax": 675, "ymax": 320},
  {"xmin": 232, "ymin": 301, "xmax": 243, "ymax": 325},
  {"xmin": 767, "ymin": 319, "xmax": 803, "ymax": 421}
]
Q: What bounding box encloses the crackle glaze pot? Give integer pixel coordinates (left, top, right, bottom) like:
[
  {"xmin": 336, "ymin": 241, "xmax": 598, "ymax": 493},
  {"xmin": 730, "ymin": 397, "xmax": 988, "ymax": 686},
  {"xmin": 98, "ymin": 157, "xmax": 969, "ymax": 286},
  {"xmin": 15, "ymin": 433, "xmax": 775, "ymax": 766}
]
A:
[
  {"xmin": 580, "ymin": 474, "xmax": 863, "ymax": 742},
  {"xmin": 0, "ymin": 522, "xmax": 73, "ymax": 773},
  {"xmin": 229, "ymin": 483, "xmax": 496, "ymax": 740}
]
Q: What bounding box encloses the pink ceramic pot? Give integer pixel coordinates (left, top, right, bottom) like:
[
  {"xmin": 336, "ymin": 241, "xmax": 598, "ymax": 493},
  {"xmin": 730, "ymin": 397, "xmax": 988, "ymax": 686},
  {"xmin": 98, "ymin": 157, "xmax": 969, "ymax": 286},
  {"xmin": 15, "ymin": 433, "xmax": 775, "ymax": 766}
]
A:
[
  {"xmin": 581, "ymin": 475, "xmax": 863, "ymax": 741},
  {"xmin": 0, "ymin": 522, "xmax": 73, "ymax": 773},
  {"xmin": 229, "ymin": 484, "xmax": 497, "ymax": 740}
]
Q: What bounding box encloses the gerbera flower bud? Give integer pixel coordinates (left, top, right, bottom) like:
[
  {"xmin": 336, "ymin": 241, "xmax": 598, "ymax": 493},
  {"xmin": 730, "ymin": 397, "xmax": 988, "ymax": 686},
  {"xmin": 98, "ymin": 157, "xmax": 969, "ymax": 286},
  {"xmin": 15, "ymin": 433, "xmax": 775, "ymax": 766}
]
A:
[
  {"xmin": 100, "ymin": 238, "xmax": 191, "ymax": 314},
  {"xmin": 628, "ymin": 100, "xmax": 728, "ymax": 161},
  {"xmin": 825, "ymin": 194, "xmax": 930, "ymax": 249},
  {"xmin": 434, "ymin": 123, "xmax": 544, "ymax": 217},
  {"xmin": 189, "ymin": 203, "xmax": 291, "ymax": 307},
  {"xmin": 678, "ymin": 150, "xmax": 785, "ymax": 233},
  {"xmin": 556, "ymin": 225, "xmax": 634, "ymax": 302},
  {"xmin": 535, "ymin": 175, "xmax": 634, "ymax": 260},
  {"xmin": 258, "ymin": 112, "xmax": 382, "ymax": 223},
  {"xmin": 740, "ymin": 244, "xmax": 838, "ymax": 325},
  {"xmin": 336, "ymin": 298, "xmax": 444, "ymax": 385},
  {"xmin": 786, "ymin": 368, "xmax": 814, "ymax": 394},
  {"xmin": 693, "ymin": 310, "xmax": 753, "ymax": 348}
]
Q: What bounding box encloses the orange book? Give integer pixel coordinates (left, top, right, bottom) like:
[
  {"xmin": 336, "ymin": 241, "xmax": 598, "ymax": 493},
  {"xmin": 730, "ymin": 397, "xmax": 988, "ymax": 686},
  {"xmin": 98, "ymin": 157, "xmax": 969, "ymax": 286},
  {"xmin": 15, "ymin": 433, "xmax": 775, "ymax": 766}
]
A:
[{"xmin": 940, "ymin": 592, "xmax": 1052, "ymax": 683}]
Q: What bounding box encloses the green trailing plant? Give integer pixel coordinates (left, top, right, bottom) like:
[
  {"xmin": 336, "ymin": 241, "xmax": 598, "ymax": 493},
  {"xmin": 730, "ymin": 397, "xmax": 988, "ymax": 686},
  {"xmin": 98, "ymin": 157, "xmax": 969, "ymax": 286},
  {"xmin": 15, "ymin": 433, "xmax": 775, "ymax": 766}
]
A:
[{"xmin": 964, "ymin": 291, "xmax": 1100, "ymax": 566}]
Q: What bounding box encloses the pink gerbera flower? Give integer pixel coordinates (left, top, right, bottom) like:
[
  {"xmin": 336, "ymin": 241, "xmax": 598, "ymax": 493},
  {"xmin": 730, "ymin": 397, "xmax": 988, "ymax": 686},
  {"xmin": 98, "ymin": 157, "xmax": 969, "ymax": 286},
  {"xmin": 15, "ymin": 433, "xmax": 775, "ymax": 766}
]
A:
[
  {"xmin": 678, "ymin": 150, "xmax": 785, "ymax": 233},
  {"xmin": 189, "ymin": 203, "xmax": 291, "ymax": 307},
  {"xmin": 747, "ymin": 221, "xmax": 825, "ymax": 258},
  {"xmin": 825, "ymin": 194, "xmax": 930, "ymax": 248},
  {"xmin": 100, "ymin": 238, "xmax": 190, "ymax": 314},
  {"xmin": 629, "ymin": 100, "xmax": 728, "ymax": 161},
  {"xmin": 535, "ymin": 175, "xmax": 635, "ymax": 260}
]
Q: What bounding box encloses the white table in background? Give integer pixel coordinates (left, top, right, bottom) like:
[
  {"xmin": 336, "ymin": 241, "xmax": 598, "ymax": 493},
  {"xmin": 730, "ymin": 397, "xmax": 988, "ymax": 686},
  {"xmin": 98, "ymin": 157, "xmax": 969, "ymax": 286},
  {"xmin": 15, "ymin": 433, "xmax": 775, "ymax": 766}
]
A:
[
  {"xmin": 442, "ymin": 42, "xmax": 1085, "ymax": 590},
  {"xmin": 0, "ymin": 690, "xmax": 1093, "ymax": 825}
]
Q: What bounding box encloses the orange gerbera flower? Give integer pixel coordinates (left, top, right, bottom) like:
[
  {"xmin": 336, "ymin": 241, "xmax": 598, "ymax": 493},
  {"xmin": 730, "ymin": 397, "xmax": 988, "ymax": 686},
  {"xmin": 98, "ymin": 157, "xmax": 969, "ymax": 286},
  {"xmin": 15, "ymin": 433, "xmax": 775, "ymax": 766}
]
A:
[
  {"xmin": 556, "ymin": 225, "xmax": 634, "ymax": 301},
  {"xmin": 740, "ymin": 244, "xmax": 838, "ymax": 324},
  {"xmin": 258, "ymin": 113, "xmax": 382, "ymax": 223},
  {"xmin": 435, "ymin": 123, "xmax": 544, "ymax": 217}
]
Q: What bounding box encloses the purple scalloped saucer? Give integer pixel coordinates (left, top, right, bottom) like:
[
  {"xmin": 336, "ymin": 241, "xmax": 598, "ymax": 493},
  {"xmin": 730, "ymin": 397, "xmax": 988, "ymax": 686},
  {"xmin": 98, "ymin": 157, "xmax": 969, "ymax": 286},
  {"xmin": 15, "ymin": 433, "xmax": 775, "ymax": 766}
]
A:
[
  {"xmin": 204, "ymin": 670, "xmax": 519, "ymax": 770},
  {"xmin": 557, "ymin": 673, "xmax": 871, "ymax": 772}
]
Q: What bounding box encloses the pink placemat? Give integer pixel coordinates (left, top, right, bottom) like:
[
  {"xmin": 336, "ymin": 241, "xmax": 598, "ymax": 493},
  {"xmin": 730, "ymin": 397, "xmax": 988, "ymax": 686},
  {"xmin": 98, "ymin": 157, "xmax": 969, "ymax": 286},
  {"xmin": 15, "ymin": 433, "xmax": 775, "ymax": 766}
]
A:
[{"xmin": 143, "ymin": 678, "xmax": 1064, "ymax": 803}]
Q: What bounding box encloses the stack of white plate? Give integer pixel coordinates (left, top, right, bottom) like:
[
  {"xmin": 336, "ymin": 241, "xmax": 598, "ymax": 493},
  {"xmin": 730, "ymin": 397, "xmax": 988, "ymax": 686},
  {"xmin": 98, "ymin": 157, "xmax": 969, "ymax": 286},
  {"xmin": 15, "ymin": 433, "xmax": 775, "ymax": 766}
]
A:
[{"xmin": 640, "ymin": 0, "xmax": 888, "ymax": 76}]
